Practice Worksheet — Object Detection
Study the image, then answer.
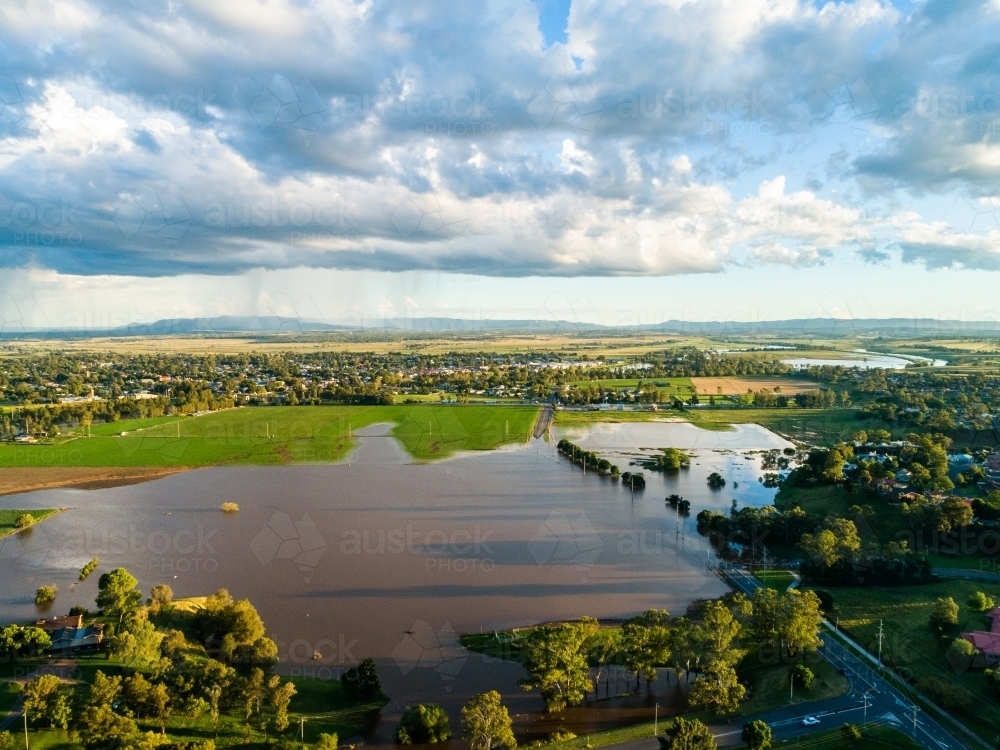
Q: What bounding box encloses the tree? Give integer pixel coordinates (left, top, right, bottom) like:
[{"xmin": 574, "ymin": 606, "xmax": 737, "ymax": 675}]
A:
[
  {"xmin": 792, "ymin": 664, "xmax": 814, "ymax": 689},
  {"xmin": 148, "ymin": 683, "xmax": 171, "ymax": 734},
  {"xmin": 204, "ymin": 683, "xmax": 223, "ymax": 738},
  {"xmin": 698, "ymin": 601, "xmax": 743, "ymax": 668},
  {"xmin": 396, "ymin": 704, "xmax": 452, "ymax": 744},
  {"xmin": 270, "ymin": 679, "xmax": 296, "ymax": 733},
  {"xmin": 0, "ymin": 626, "xmax": 50, "ymax": 659},
  {"xmin": 657, "ymin": 718, "xmax": 716, "ymax": 750},
  {"xmin": 79, "ymin": 703, "xmax": 138, "ymax": 750},
  {"xmin": 968, "ymin": 591, "xmax": 995, "ymax": 612},
  {"xmin": 96, "ymin": 568, "xmax": 142, "ymax": 623},
  {"xmin": 109, "ymin": 614, "xmax": 162, "ymax": 665},
  {"xmin": 15, "ymin": 513, "xmax": 35, "ymax": 529},
  {"xmin": 122, "ymin": 672, "xmax": 153, "ymax": 718},
  {"xmin": 930, "ymin": 597, "xmax": 959, "ymax": 632},
  {"xmin": 519, "ymin": 620, "xmax": 597, "ymax": 711},
  {"xmin": 147, "ymin": 584, "xmax": 173, "ymax": 614},
  {"xmin": 461, "ymin": 691, "xmax": 516, "ymax": 750},
  {"xmin": 799, "ymin": 518, "xmax": 860, "ymax": 568},
  {"xmin": 621, "ymin": 610, "xmax": 671, "ymax": 687},
  {"xmin": 741, "ymin": 720, "xmax": 771, "ymax": 750},
  {"xmin": 87, "ymin": 671, "xmax": 122, "ymax": 708},
  {"xmin": 0, "ymin": 733, "xmax": 13, "ymax": 750},
  {"xmin": 316, "ymin": 734, "xmax": 339, "ymax": 750},
  {"xmin": 782, "ymin": 591, "xmax": 824, "ymax": 657},
  {"xmin": 688, "ymin": 664, "xmax": 745, "ymax": 716},
  {"xmin": 34, "ymin": 585, "xmax": 57, "ymax": 606},
  {"xmin": 341, "ymin": 658, "xmax": 384, "ymax": 701},
  {"xmin": 22, "ymin": 674, "xmax": 64, "ymax": 727}
]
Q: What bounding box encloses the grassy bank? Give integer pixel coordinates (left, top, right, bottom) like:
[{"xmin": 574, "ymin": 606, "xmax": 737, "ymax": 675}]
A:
[
  {"xmin": 0, "ymin": 508, "xmax": 59, "ymax": 536},
  {"xmin": 0, "ymin": 404, "xmax": 539, "ymax": 466},
  {"xmin": 754, "ymin": 570, "xmax": 795, "ymax": 591}
]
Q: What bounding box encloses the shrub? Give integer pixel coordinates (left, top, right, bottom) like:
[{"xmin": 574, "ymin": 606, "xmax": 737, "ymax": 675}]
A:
[
  {"xmin": 220, "ymin": 502, "xmax": 240, "ymax": 513},
  {"xmin": 68, "ymin": 605, "xmax": 89, "ymax": 618},
  {"xmin": 929, "ymin": 597, "xmax": 959, "ymax": 632},
  {"xmin": 315, "ymin": 734, "xmax": 338, "ymax": 750},
  {"xmin": 915, "ymin": 676, "xmax": 973, "ymax": 711},
  {"xmin": 79, "ymin": 557, "xmax": 99, "ymax": 581},
  {"xmin": 35, "ymin": 585, "xmax": 57, "ymax": 606},
  {"xmin": 841, "ymin": 724, "xmax": 861, "ymax": 743},
  {"xmin": 396, "ymin": 704, "xmax": 451, "ymax": 744},
  {"xmin": 968, "ymin": 591, "xmax": 995, "ymax": 612},
  {"xmin": 792, "ymin": 664, "xmax": 814, "ymax": 689},
  {"xmin": 548, "ymin": 728, "xmax": 576, "ymax": 743},
  {"xmin": 14, "ymin": 513, "xmax": 34, "ymax": 530}
]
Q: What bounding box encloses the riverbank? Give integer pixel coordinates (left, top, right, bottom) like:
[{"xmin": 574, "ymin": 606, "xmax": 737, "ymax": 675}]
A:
[{"xmin": 0, "ymin": 466, "xmax": 191, "ymax": 497}]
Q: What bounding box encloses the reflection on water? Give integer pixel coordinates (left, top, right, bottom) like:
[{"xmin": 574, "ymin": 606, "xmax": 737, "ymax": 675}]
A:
[{"xmin": 0, "ymin": 420, "xmax": 788, "ymax": 745}]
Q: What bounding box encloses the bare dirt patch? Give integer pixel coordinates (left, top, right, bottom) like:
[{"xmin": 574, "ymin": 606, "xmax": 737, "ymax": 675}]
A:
[
  {"xmin": 0, "ymin": 467, "xmax": 191, "ymax": 497},
  {"xmin": 690, "ymin": 376, "xmax": 820, "ymax": 395}
]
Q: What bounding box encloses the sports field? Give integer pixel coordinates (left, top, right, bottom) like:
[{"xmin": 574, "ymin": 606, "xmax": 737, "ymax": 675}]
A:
[{"xmin": 0, "ymin": 405, "xmax": 540, "ymax": 467}]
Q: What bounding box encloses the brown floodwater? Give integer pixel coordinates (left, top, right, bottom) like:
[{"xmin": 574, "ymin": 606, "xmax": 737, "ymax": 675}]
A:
[{"xmin": 0, "ymin": 422, "xmax": 790, "ymax": 746}]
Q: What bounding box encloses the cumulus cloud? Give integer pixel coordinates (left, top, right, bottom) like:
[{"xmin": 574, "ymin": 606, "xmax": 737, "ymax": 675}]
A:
[{"xmin": 0, "ymin": 0, "xmax": 999, "ymax": 282}]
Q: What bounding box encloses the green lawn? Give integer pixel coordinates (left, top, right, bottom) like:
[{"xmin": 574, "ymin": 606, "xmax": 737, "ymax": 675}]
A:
[
  {"xmin": 567, "ymin": 378, "xmax": 696, "ymax": 393},
  {"xmin": 0, "ymin": 508, "xmax": 59, "ymax": 537},
  {"xmin": 774, "ymin": 485, "xmax": 853, "ymax": 516},
  {"xmin": 0, "ymin": 404, "xmax": 539, "ymax": 466},
  {"xmin": 734, "ymin": 654, "xmax": 849, "ymax": 718},
  {"xmin": 821, "ymin": 579, "xmax": 1000, "ymax": 743},
  {"xmin": 754, "ymin": 570, "xmax": 795, "ymax": 591}
]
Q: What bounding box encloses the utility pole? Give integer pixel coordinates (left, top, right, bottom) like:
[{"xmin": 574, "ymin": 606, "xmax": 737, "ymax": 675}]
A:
[
  {"xmin": 909, "ymin": 704, "xmax": 919, "ymax": 738},
  {"xmin": 23, "ymin": 709, "xmax": 28, "ymax": 750},
  {"xmin": 299, "ymin": 716, "xmax": 305, "ymax": 749},
  {"xmin": 654, "ymin": 703, "xmax": 658, "ymax": 735},
  {"xmin": 863, "ymin": 690, "xmax": 870, "ymax": 727},
  {"xmin": 877, "ymin": 619, "xmax": 884, "ymax": 668},
  {"xmin": 790, "ymin": 671, "xmax": 794, "ymax": 703}
]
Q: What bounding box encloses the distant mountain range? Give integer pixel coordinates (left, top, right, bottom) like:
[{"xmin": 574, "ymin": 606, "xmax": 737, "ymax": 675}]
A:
[{"xmin": 2, "ymin": 315, "xmax": 1000, "ymax": 338}]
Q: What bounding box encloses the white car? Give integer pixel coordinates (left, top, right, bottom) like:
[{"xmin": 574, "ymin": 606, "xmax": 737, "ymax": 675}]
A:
[{"xmin": 802, "ymin": 716, "xmax": 820, "ymax": 726}]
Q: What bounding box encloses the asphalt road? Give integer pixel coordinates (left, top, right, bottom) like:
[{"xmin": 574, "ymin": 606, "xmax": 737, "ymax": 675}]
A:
[{"xmin": 713, "ymin": 565, "xmax": 969, "ymax": 750}]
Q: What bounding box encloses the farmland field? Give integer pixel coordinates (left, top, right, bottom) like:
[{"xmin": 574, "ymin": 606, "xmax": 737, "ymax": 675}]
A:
[
  {"xmin": 690, "ymin": 376, "xmax": 819, "ymax": 395},
  {"xmin": 0, "ymin": 404, "xmax": 540, "ymax": 467}
]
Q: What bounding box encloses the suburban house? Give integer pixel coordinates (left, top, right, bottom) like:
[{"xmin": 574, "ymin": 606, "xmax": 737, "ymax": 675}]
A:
[
  {"xmin": 962, "ymin": 607, "xmax": 1000, "ymax": 663},
  {"xmin": 986, "ymin": 453, "xmax": 1000, "ymax": 492},
  {"xmin": 35, "ymin": 614, "xmax": 105, "ymax": 654}
]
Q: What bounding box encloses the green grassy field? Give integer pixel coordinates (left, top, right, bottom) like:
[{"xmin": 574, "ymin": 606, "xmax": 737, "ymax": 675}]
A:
[
  {"xmin": 0, "ymin": 405, "xmax": 539, "ymax": 466},
  {"xmin": 568, "ymin": 377, "xmax": 695, "ymax": 393},
  {"xmin": 736, "ymin": 654, "xmax": 849, "ymax": 716},
  {"xmin": 0, "ymin": 508, "xmax": 59, "ymax": 536},
  {"xmin": 754, "ymin": 570, "xmax": 795, "ymax": 591},
  {"xmin": 822, "ymin": 579, "xmax": 1000, "ymax": 743},
  {"xmin": 774, "ymin": 485, "xmax": 852, "ymax": 516}
]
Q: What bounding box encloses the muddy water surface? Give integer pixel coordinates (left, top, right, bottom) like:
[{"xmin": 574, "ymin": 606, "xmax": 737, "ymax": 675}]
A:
[{"xmin": 0, "ymin": 422, "xmax": 789, "ymax": 745}]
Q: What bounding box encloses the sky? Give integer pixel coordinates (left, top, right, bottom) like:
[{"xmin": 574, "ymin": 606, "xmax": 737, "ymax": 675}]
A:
[{"xmin": 3, "ymin": 0, "xmax": 1000, "ymax": 329}]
